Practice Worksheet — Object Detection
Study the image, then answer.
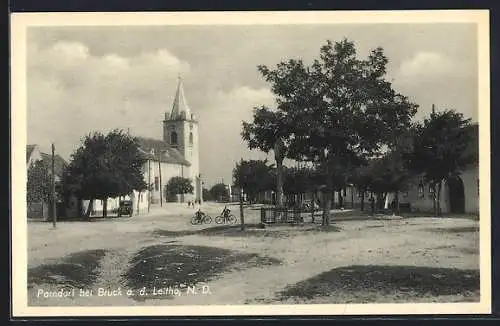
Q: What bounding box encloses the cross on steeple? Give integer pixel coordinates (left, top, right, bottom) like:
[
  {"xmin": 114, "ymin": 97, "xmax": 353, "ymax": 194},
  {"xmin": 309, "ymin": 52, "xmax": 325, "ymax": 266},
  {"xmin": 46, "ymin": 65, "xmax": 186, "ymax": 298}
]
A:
[{"xmin": 170, "ymin": 74, "xmax": 190, "ymax": 120}]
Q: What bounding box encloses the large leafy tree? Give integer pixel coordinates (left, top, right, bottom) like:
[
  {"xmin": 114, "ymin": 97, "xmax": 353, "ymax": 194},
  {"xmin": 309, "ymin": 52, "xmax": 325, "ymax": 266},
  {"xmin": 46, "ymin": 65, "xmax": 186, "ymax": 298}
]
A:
[
  {"xmin": 64, "ymin": 129, "xmax": 147, "ymax": 218},
  {"xmin": 209, "ymin": 183, "xmax": 229, "ymax": 202},
  {"xmin": 165, "ymin": 176, "xmax": 193, "ymax": 201},
  {"xmin": 405, "ymin": 109, "xmax": 476, "ymax": 216},
  {"xmin": 27, "ymin": 160, "xmax": 51, "ymax": 203},
  {"xmin": 243, "ymin": 39, "xmax": 417, "ymax": 225},
  {"xmin": 232, "ymin": 159, "xmax": 275, "ymax": 203}
]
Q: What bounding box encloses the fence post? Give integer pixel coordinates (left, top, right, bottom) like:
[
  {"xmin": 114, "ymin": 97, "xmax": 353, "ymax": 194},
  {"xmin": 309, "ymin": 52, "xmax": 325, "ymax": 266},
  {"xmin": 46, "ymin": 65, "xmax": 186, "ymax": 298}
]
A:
[{"xmin": 260, "ymin": 207, "xmax": 266, "ymax": 224}]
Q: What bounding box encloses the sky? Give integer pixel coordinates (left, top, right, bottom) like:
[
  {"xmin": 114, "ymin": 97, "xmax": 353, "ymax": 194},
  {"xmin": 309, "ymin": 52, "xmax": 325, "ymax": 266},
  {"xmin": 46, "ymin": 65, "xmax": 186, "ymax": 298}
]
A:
[{"xmin": 26, "ymin": 23, "xmax": 478, "ymax": 188}]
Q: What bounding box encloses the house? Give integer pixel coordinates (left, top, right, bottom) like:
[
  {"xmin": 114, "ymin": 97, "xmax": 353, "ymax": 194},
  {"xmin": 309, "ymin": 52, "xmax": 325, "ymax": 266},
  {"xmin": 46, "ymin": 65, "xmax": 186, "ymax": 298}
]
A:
[
  {"xmin": 337, "ymin": 123, "xmax": 479, "ymax": 215},
  {"xmin": 26, "ymin": 144, "xmax": 70, "ymax": 220}
]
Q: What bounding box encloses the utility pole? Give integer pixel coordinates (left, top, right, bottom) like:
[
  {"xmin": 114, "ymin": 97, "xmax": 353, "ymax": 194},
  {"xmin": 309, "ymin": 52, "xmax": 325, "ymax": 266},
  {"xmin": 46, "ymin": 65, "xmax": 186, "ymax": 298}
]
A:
[
  {"xmin": 148, "ymin": 159, "xmax": 151, "ymax": 213},
  {"xmin": 158, "ymin": 160, "xmax": 163, "ymax": 207},
  {"xmin": 239, "ymin": 159, "xmax": 245, "ymax": 231},
  {"xmin": 51, "ymin": 143, "xmax": 56, "ymax": 228}
]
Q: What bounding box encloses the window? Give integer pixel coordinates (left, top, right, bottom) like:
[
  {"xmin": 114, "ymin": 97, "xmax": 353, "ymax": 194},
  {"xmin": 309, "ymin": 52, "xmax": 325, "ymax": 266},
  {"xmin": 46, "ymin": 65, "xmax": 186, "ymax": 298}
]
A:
[
  {"xmin": 342, "ymin": 188, "xmax": 347, "ymax": 197},
  {"xmin": 154, "ymin": 177, "xmax": 159, "ymax": 191},
  {"xmin": 418, "ymin": 183, "xmax": 424, "ymax": 198},
  {"xmin": 189, "ymin": 132, "xmax": 193, "ymax": 145},
  {"xmin": 170, "ymin": 131, "xmax": 178, "ymax": 146}
]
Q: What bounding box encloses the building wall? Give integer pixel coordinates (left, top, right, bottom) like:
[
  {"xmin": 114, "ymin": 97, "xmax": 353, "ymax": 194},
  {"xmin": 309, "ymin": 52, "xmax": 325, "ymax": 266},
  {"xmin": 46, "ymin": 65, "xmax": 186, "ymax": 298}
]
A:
[
  {"xmin": 143, "ymin": 159, "xmax": 186, "ymax": 203},
  {"xmin": 460, "ymin": 166, "xmax": 479, "ymax": 214},
  {"xmin": 163, "ymin": 117, "xmax": 200, "ymax": 202}
]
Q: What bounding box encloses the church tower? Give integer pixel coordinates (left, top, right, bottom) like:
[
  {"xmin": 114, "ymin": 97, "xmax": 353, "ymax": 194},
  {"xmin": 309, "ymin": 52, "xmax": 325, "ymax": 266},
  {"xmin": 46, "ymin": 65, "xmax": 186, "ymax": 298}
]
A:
[{"xmin": 163, "ymin": 76, "xmax": 201, "ymax": 203}]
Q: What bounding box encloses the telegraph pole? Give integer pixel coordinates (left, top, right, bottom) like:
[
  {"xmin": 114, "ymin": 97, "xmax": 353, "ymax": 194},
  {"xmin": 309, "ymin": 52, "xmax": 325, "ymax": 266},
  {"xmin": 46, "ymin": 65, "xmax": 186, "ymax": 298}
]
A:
[
  {"xmin": 158, "ymin": 160, "xmax": 163, "ymax": 207},
  {"xmin": 239, "ymin": 158, "xmax": 245, "ymax": 231},
  {"xmin": 148, "ymin": 159, "xmax": 151, "ymax": 213},
  {"xmin": 51, "ymin": 143, "xmax": 56, "ymax": 228}
]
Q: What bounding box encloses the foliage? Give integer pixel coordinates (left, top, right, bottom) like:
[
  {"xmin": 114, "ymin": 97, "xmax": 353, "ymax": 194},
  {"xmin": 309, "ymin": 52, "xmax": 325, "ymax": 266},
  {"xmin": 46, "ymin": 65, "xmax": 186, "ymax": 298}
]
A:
[
  {"xmin": 64, "ymin": 129, "xmax": 147, "ymax": 216},
  {"xmin": 232, "ymin": 159, "xmax": 275, "ymax": 203},
  {"xmin": 27, "ymin": 160, "xmax": 51, "ymax": 203},
  {"xmin": 209, "ymin": 183, "xmax": 229, "ymax": 201},
  {"xmin": 243, "ymin": 39, "xmax": 417, "ymax": 224},
  {"xmin": 165, "ymin": 177, "xmax": 194, "ymax": 199},
  {"xmin": 202, "ymin": 188, "xmax": 213, "ymax": 201},
  {"xmin": 283, "ymin": 166, "xmax": 317, "ymax": 195},
  {"xmin": 404, "ymin": 109, "xmax": 476, "ymax": 215}
]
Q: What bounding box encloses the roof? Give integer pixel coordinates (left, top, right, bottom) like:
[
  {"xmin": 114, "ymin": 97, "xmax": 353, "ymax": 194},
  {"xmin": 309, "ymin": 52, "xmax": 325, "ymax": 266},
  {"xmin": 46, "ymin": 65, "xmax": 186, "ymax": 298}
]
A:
[
  {"xmin": 39, "ymin": 153, "xmax": 67, "ymax": 177},
  {"xmin": 135, "ymin": 136, "xmax": 191, "ymax": 166},
  {"xmin": 26, "ymin": 144, "xmax": 36, "ymax": 163},
  {"xmin": 169, "ymin": 76, "xmax": 191, "ymax": 120}
]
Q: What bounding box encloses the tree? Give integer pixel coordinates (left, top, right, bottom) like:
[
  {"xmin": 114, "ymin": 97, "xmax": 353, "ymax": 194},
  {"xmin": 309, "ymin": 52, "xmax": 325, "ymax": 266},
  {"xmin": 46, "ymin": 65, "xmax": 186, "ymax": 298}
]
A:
[
  {"xmin": 209, "ymin": 183, "xmax": 229, "ymax": 202},
  {"xmin": 232, "ymin": 159, "xmax": 275, "ymax": 203},
  {"xmin": 202, "ymin": 187, "xmax": 213, "ymax": 201},
  {"xmin": 27, "ymin": 160, "xmax": 51, "ymax": 203},
  {"xmin": 405, "ymin": 109, "xmax": 476, "ymax": 216},
  {"xmin": 243, "ymin": 39, "xmax": 417, "ymax": 226},
  {"xmin": 64, "ymin": 129, "xmax": 147, "ymax": 218},
  {"xmin": 165, "ymin": 176, "xmax": 193, "ymax": 201}
]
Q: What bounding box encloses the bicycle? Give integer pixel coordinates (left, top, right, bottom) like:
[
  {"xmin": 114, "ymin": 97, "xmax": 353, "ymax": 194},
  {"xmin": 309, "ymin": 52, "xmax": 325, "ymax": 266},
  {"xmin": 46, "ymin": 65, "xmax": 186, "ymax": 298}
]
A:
[
  {"xmin": 191, "ymin": 210, "xmax": 212, "ymax": 225},
  {"xmin": 215, "ymin": 207, "xmax": 237, "ymax": 224}
]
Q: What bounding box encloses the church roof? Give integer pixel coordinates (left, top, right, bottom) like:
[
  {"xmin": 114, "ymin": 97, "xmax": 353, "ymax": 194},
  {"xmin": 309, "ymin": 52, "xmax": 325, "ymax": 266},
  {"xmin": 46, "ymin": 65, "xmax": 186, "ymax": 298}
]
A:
[
  {"xmin": 135, "ymin": 136, "xmax": 191, "ymax": 166},
  {"xmin": 170, "ymin": 76, "xmax": 191, "ymax": 120},
  {"xmin": 26, "ymin": 144, "xmax": 36, "ymax": 163}
]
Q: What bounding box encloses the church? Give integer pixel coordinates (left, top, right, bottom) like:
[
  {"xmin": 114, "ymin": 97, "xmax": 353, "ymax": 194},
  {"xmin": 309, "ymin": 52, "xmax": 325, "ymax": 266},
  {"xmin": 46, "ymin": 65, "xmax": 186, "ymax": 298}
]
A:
[{"xmin": 83, "ymin": 77, "xmax": 202, "ymax": 216}]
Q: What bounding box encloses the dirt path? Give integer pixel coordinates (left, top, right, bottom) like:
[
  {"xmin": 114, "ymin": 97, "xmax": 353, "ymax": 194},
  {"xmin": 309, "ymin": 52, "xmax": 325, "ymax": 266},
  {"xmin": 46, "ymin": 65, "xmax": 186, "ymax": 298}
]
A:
[{"xmin": 27, "ymin": 205, "xmax": 480, "ymax": 306}]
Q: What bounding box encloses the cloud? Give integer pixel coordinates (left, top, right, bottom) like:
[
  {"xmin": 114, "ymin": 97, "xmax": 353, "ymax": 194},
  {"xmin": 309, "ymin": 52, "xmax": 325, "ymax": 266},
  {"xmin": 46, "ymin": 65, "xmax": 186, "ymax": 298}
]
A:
[
  {"xmin": 396, "ymin": 51, "xmax": 468, "ymax": 80},
  {"xmin": 391, "ymin": 51, "xmax": 477, "ymax": 121},
  {"xmin": 27, "ymin": 40, "xmax": 191, "ymax": 159}
]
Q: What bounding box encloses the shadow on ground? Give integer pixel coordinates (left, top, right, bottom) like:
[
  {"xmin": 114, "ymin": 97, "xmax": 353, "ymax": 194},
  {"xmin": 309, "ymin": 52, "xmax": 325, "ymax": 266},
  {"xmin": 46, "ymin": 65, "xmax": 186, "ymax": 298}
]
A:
[
  {"xmin": 276, "ymin": 265, "xmax": 479, "ymax": 303},
  {"xmin": 28, "ymin": 249, "xmax": 108, "ymax": 289},
  {"xmin": 153, "ymin": 224, "xmax": 341, "ymax": 239},
  {"xmin": 122, "ymin": 244, "xmax": 282, "ymax": 301},
  {"xmin": 424, "ymin": 226, "xmax": 479, "ymax": 233}
]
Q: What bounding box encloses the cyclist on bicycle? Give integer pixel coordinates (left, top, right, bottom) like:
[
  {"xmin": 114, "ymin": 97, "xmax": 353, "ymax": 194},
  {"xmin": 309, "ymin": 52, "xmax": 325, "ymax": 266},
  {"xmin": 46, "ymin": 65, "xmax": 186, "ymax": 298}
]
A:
[
  {"xmin": 222, "ymin": 206, "xmax": 231, "ymax": 218},
  {"xmin": 195, "ymin": 209, "xmax": 205, "ymax": 221}
]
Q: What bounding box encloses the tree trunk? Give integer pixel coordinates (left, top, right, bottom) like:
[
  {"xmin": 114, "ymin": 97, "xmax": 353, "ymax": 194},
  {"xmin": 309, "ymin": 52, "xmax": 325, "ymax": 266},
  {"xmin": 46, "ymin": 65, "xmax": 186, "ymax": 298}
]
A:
[
  {"xmin": 136, "ymin": 191, "xmax": 140, "ymax": 216},
  {"xmin": 276, "ymin": 158, "xmax": 284, "ymax": 207},
  {"xmin": 394, "ymin": 190, "xmax": 400, "ymax": 216},
  {"xmin": 360, "ymin": 191, "xmax": 365, "ymax": 211},
  {"xmin": 433, "ymin": 183, "xmax": 438, "ymax": 217},
  {"xmin": 103, "ymin": 198, "xmax": 108, "ymax": 218},
  {"xmin": 436, "ymin": 181, "xmax": 442, "ymax": 216},
  {"xmin": 322, "ymin": 190, "xmax": 332, "ymax": 226},
  {"xmin": 311, "ymin": 191, "xmax": 316, "ymax": 224},
  {"xmin": 239, "ymin": 192, "xmax": 245, "ymax": 231},
  {"xmin": 85, "ymin": 199, "xmax": 94, "ymax": 220}
]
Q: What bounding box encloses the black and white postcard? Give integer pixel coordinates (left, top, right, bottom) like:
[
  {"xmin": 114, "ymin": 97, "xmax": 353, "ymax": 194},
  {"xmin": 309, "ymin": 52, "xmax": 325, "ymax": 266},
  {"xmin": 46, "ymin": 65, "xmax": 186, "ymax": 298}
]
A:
[{"xmin": 11, "ymin": 10, "xmax": 491, "ymax": 317}]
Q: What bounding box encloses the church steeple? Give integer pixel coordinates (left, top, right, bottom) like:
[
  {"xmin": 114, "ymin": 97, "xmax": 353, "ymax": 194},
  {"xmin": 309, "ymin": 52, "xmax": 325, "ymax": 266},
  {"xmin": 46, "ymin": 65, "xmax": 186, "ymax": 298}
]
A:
[{"xmin": 170, "ymin": 75, "xmax": 191, "ymax": 120}]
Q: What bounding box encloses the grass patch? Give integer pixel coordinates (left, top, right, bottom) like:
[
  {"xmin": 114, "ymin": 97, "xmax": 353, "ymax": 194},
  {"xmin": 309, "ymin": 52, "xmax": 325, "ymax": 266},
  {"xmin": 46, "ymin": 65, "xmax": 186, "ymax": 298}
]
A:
[
  {"xmin": 426, "ymin": 226, "xmax": 479, "ymax": 233},
  {"xmin": 278, "ymin": 265, "xmax": 479, "ymax": 303},
  {"xmin": 28, "ymin": 249, "xmax": 108, "ymax": 289},
  {"xmin": 122, "ymin": 244, "xmax": 282, "ymax": 301}
]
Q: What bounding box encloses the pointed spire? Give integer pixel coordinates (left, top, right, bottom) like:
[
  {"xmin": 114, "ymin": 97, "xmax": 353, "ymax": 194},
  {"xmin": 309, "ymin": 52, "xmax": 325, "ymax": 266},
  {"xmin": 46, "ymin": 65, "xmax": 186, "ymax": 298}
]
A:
[{"xmin": 170, "ymin": 75, "xmax": 190, "ymax": 120}]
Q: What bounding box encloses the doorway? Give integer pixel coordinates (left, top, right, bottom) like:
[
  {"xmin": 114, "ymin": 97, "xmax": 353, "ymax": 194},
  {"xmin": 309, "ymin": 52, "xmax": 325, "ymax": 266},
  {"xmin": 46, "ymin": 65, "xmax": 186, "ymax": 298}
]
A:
[{"xmin": 447, "ymin": 176, "xmax": 465, "ymax": 214}]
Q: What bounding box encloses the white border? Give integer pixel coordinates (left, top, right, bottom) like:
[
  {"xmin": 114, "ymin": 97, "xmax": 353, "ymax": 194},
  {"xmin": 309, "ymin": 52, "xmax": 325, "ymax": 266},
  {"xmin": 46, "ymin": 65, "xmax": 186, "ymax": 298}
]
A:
[{"xmin": 11, "ymin": 10, "xmax": 491, "ymax": 317}]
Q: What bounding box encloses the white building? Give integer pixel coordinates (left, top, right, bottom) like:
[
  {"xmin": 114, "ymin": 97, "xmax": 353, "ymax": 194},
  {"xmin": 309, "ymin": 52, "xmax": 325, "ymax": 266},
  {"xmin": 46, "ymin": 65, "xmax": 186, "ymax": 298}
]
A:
[{"xmin": 83, "ymin": 76, "xmax": 202, "ymax": 216}]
